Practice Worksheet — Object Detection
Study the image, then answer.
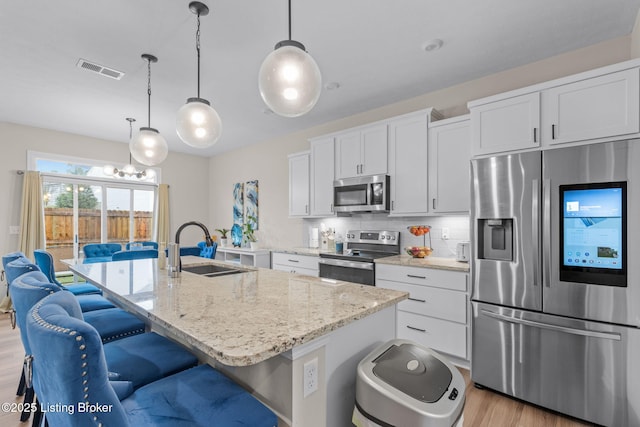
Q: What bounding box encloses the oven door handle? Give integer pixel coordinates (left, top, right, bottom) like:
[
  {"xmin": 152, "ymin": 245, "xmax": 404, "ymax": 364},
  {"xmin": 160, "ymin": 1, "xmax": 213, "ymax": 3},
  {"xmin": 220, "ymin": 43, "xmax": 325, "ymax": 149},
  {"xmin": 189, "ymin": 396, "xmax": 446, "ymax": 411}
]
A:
[{"xmin": 318, "ymin": 258, "xmax": 374, "ymax": 270}]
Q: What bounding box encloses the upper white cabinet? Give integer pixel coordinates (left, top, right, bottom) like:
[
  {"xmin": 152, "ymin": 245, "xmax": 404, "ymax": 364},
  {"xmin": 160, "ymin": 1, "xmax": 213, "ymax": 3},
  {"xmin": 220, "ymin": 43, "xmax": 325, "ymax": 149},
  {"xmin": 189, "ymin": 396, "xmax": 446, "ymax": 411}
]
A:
[
  {"xmin": 335, "ymin": 124, "xmax": 388, "ymax": 179},
  {"xmin": 428, "ymin": 116, "xmax": 471, "ymax": 213},
  {"xmin": 309, "ymin": 137, "xmax": 335, "ymax": 216},
  {"xmin": 469, "ymin": 60, "xmax": 640, "ymax": 156},
  {"xmin": 470, "ymin": 92, "xmax": 540, "ymax": 156},
  {"xmin": 541, "ymin": 68, "xmax": 640, "ymax": 145},
  {"xmin": 288, "ymin": 151, "xmax": 310, "ymax": 217},
  {"xmin": 388, "ymin": 110, "xmax": 430, "ymax": 216}
]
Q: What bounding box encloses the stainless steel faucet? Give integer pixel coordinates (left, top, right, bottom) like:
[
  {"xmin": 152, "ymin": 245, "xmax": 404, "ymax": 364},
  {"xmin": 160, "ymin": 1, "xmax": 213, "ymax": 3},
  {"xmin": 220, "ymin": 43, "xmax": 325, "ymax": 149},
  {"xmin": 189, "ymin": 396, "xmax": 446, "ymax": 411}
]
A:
[{"xmin": 168, "ymin": 221, "xmax": 214, "ymax": 276}]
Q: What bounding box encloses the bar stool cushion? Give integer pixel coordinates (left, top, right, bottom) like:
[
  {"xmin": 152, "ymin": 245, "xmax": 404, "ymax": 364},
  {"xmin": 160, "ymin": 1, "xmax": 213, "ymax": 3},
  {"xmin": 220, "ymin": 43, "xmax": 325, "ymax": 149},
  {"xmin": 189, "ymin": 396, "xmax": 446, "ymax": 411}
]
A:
[
  {"xmin": 103, "ymin": 332, "xmax": 198, "ymax": 389},
  {"xmin": 123, "ymin": 365, "xmax": 278, "ymax": 427}
]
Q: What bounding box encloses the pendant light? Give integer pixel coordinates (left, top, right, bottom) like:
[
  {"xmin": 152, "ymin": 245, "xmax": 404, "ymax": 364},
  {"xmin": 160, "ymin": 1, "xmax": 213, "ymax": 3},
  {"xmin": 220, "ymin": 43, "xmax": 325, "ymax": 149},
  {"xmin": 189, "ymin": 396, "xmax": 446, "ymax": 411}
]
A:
[
  {"xmin": 176, "ymin": 1, "xmax": 222, "ymax": 148},
  {"xmin": 104, "ymin": 118, "xmax": 156, "ymax": 180},
  {"xmin": 130, "ymin": 54, "xmax": 169, "ymax": 166},
  {"xmin": 258, "ymin": 0, "xmax": 322, "ymax": 117}
]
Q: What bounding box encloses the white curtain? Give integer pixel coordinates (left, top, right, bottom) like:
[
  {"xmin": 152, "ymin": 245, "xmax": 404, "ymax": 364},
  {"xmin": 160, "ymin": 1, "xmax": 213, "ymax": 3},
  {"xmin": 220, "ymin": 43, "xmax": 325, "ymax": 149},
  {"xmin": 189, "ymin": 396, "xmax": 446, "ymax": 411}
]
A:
[
  {"xmin": 155, "ymin": 183, "xmax": 170, "ymax": 246},
  {"xmin": 0, "ymin": 171, "xmax": 45, "ymax": 312},
  {"xmin": 19, "ymin": 171, "xmax": 45, "ymax": 259}
]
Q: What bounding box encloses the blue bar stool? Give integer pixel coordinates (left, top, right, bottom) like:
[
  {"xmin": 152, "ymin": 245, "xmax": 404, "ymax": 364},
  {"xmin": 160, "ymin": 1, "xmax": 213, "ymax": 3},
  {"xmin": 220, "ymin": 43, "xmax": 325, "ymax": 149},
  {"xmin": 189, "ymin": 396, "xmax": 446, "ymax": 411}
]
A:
[
  {"xmin": 27, "ymin": 291, "xmax": 279, "ymax": 427},
  {"xmin": 33, "ymin": 249, "xmax": 102, "ymax": 296}
]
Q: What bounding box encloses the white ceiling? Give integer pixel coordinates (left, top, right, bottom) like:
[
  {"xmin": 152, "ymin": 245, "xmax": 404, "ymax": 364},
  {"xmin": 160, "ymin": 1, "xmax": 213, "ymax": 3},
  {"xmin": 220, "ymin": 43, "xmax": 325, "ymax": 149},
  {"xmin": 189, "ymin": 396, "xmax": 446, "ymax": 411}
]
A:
[{"xmin": 1, "ymin": 0, "xmax": 639, "ymax": 158}]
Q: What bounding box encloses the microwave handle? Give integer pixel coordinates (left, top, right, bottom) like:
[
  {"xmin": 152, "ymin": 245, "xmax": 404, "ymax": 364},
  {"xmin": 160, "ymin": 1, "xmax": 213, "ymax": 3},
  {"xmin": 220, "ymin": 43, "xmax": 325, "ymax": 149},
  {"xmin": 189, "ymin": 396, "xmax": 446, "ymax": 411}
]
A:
[{"xmin": 366, "ymin": 182, "xmax": 372, "ymax": 205}]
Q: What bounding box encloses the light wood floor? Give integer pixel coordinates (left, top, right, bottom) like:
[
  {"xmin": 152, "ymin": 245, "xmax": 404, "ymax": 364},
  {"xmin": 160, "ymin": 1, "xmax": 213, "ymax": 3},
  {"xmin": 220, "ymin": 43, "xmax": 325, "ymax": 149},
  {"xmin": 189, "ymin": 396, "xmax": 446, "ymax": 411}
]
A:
[{"xmin": 0, "ymin": 313, "xmax": 593, "ymax": 426}]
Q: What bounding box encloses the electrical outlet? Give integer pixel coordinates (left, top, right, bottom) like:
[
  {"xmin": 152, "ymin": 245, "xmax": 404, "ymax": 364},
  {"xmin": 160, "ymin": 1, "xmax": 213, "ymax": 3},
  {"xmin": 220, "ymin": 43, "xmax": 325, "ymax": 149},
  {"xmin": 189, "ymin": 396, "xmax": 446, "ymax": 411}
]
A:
[
  {"xmin": 441, "ymin": 227, "xmax": 450, "ymax": 240},
  {"xmin": 303, "ymin": 357, "xmax": 318, "ymax": 398}
]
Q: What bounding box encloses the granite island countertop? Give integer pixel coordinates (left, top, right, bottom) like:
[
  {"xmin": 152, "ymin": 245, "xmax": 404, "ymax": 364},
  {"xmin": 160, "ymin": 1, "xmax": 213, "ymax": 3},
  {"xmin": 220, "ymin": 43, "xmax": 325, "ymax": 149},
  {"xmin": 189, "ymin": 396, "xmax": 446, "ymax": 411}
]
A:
[
  {"xmin": 375, "ymin": 255, "xmax": 470, "ymax": 272},
  {"xmin": 69, "ymin": 256, "xmax": 407, "ymax": 367}
]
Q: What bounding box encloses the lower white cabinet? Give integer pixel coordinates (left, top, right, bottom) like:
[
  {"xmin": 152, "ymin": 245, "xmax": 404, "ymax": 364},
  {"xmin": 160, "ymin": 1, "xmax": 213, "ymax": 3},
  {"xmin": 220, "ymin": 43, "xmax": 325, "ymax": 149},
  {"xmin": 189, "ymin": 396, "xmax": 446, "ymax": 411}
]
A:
[
  {"xmin": 376, "ymin": 263, "xmax": 469, "ymax": 362},
  {"xmin": 272, "ymin": 252, "xmax": 319, "ymax": 277}
]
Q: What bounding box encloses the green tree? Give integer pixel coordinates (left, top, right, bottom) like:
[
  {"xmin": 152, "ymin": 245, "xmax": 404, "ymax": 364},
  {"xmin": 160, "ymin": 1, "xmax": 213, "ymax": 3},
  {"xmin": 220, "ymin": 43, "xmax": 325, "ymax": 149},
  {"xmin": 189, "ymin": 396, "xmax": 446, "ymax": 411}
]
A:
[{"xmin": 55, "ymin": 188, "xmax": 98, "ymax": 209}]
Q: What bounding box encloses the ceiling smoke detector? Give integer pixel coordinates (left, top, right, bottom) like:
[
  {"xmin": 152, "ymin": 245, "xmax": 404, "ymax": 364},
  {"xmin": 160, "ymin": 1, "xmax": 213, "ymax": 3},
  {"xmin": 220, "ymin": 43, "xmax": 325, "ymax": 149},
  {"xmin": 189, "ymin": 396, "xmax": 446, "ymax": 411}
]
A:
[
  {"xmin": 422, "ymin": 39, "xmax": 443, "ymax": 52},
  {"xmin": 76, "ymin": 58, "xmax": 125, "ymax": 80}
]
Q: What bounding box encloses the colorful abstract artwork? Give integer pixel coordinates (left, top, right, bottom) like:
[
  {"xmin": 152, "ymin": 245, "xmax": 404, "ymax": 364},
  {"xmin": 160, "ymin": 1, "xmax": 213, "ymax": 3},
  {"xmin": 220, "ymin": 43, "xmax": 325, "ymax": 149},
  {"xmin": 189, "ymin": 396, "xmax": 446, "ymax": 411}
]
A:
[
  {"xmin": 245, "ymin": 180, "xmax": 259, "ymax": 230},
  {"xmin": 233, "ymin": 182, "xmax": 244, "ymax": 226}
]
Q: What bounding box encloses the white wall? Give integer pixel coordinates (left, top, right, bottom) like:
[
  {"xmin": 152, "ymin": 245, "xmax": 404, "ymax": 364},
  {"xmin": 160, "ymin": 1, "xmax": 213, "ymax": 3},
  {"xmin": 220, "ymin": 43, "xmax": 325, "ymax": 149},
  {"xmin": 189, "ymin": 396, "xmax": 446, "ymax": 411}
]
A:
[
  {"xmin": 0, "ymin": 122, "xmax": 210, "ymax": 257},
  {"xmin": 209, "ymin": 35, "xmax": 633, "ymax": 250}
]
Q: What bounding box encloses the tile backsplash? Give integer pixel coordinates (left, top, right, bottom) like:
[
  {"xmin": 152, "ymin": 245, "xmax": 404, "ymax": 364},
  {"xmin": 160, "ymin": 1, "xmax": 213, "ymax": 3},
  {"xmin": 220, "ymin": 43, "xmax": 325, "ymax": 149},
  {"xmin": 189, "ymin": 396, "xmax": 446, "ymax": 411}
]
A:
[{"xmin": 303, "ymin": 214, "xmax": 469, "ymax": 258}]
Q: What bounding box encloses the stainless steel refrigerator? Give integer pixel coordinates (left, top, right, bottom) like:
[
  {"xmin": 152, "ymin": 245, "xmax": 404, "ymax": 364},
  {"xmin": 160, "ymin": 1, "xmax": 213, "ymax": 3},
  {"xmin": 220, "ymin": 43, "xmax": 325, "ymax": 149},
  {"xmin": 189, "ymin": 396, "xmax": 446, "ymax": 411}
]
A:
[{"xmin": 471, "ymin": 140, "xmax": 640, "ymax": 427}]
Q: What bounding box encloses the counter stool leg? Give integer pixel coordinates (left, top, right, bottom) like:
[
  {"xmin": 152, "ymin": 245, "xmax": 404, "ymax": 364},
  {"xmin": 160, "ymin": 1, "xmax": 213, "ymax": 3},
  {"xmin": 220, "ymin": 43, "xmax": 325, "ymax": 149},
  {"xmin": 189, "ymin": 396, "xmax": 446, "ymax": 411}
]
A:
[{"xmin": 16, "ymin": 369, "xmax": 26, "ymax": 396}]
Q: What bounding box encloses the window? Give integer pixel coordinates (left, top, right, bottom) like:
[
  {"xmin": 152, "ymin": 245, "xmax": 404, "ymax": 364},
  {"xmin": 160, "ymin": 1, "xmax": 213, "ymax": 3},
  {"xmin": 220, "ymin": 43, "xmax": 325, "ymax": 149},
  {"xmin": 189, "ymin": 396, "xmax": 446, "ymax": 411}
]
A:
[{"xmin": 30, "ymin": 151, "xmax": 158, "ymax": 269}]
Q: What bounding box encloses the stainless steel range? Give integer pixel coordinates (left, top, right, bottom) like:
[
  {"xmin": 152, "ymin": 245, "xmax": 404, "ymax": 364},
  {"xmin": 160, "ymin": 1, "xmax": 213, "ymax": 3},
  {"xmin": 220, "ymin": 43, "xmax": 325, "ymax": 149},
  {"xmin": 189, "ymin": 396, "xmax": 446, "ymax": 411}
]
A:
[{"xmin": 319, "ymin": 230, "xmax": 400, "ymax": 286}]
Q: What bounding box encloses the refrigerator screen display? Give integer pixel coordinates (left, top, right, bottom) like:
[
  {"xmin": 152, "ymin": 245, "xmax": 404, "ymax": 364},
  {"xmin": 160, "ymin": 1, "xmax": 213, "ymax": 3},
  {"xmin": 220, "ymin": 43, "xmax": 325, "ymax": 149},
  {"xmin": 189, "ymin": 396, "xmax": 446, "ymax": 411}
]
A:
[{"xmin": 559, "ymin": 182, "xmax": 626, "ymax": 287}]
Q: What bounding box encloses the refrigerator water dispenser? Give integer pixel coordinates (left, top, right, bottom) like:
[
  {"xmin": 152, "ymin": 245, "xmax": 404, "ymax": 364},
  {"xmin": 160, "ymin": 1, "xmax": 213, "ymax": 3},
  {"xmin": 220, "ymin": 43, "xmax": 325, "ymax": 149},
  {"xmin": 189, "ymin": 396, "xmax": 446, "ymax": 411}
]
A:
[{"xmin": 478, "ymin": 219, "xmax": 513, "ymax": 261}]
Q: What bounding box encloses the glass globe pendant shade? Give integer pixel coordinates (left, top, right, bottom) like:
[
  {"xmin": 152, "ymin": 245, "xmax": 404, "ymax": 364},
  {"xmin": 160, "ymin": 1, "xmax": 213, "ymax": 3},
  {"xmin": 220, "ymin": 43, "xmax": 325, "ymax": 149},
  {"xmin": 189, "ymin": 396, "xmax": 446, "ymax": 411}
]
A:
[
  {"xmin": 176, "ymin": 98, "xmax": 222, "ymax": 148},
  {"xmin": 129, "ymin": 127, "xmax": 169, "ymax": 166},
  {"xmin": 103, "ymin": 165, "xmax": 116, "ymax": 176},
  {"xmin": 259, "ymin": 41, "xmax": 322, "ymax": 117}
]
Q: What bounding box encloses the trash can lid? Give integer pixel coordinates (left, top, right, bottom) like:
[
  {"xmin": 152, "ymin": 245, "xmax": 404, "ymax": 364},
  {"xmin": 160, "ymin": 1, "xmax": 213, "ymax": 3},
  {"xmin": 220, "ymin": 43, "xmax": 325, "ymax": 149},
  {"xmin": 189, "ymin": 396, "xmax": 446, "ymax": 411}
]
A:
[{"xmin": 372, "ymin": 343, "xmax": 452, "ymax": 403}]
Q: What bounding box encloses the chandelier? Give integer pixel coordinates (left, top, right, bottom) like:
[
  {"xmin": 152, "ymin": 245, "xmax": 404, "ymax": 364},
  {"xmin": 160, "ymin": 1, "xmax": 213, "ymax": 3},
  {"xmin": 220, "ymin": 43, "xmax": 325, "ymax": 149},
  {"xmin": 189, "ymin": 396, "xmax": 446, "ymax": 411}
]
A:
[{"xmin": 104, "ymin": 118, "xmax": 156, "ymax": 180}]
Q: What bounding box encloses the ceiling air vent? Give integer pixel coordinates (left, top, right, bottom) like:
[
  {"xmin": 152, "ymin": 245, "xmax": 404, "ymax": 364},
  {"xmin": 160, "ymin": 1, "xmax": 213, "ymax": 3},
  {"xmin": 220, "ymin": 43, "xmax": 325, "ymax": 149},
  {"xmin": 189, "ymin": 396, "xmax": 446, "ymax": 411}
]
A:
[{"xmin": 76, "ymin": 58, "xmax": 125, "ymax": 80}]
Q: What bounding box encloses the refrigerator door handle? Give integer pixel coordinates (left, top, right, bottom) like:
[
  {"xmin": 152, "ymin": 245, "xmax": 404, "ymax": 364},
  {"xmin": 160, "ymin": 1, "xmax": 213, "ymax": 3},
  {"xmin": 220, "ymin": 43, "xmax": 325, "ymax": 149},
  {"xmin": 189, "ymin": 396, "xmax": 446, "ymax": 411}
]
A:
[
  {"xmin": 542, "ymin": 178, "xmax": 551, "ymax": 287},
  {"xmin": 532, "ymin": 179, "xmax": 540, "ymax": 287},
  {"xmin": 481, "ymin": 309, "xmax": 622, "ymax": 341}
]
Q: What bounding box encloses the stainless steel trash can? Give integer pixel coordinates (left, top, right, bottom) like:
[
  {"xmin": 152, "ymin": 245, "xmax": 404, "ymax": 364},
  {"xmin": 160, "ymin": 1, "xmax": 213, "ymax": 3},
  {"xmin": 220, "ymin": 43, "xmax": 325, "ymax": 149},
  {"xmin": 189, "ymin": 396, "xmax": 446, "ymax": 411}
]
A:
[{"xmin": 353, "ymin": 339, "xmax": 465, "ymax": 427}]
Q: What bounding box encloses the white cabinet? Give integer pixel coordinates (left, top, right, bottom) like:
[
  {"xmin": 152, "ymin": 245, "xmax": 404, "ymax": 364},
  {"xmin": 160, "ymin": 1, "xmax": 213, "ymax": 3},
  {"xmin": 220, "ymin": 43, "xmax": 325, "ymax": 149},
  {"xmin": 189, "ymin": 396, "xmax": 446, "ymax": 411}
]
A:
[
  {"xmin": 376, "ymin": 263, "xmax": 469, "ymax": 362},
  {"xmin": 309, "ymin": 137, "xmax": 335, "ymax": 217},
  {"xmin": 335, "ymin": 124, "xmax": 387, "ymax": 179},
  {"xmin": 428, "ymin": 116, "xmax": 471, "ymax": 213},
  {"xmin": 288, "ymin": 151, "xmax": 310, "ymax": 217},
  {"xmin": 215, "ymin": 247, "xmax": 271, "ymax": 268},
  {"xmin": 470, "ymin": 92, "xmax": 540, "ymax": 156},
  {"xmin": 541, "ymin": 68, "xmax": 640, "ymax": 146},
  {"xmin": 272, "ymin": 252, "xmax": 319, "ymax": 277},
  {"xmin": 388, "ymin": 111, "xmax": 429, "ymax": 216},
  {"xmin": 469, "ymin": 61, "xmax": 640, "ymax": 156}
]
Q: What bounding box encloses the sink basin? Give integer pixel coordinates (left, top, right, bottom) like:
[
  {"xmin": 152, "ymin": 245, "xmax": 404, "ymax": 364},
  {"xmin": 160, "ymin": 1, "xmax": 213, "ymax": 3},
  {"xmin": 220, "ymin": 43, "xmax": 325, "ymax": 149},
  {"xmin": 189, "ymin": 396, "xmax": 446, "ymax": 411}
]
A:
[{"xmin": 182, "ymin": 264, "xmax": 245, "ymax": 278}]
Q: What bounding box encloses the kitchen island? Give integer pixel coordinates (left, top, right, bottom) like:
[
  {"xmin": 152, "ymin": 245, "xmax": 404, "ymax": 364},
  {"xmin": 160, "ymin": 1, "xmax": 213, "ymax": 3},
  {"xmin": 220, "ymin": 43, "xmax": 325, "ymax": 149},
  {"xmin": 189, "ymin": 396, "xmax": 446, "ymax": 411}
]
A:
[{"xmin": 69, "ymin": 256, "xmax": 407, "ymax": 427}]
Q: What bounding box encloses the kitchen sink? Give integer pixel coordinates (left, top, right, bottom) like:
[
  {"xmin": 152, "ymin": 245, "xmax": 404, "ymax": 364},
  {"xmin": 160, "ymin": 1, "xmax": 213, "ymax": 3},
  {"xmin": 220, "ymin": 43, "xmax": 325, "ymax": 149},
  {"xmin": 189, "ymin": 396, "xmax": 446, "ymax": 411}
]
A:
[{"xmin": 182, "ymin": 264, "xmax": 245, "ymax": 278}]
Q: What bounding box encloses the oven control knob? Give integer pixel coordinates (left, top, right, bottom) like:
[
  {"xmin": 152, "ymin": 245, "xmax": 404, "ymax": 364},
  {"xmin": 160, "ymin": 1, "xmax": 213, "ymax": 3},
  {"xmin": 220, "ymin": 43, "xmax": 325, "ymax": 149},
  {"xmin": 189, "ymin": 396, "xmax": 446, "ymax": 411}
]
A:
[{"xmin": 391, "ymin": 235, "xmax": 396, "ymax": 240}]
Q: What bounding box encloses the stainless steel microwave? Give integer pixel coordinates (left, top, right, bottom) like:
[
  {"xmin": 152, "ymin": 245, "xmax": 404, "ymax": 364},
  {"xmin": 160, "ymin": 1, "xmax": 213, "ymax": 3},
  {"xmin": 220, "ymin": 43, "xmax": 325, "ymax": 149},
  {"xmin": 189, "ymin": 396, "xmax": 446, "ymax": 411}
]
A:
[{"xmin": 333, "ymin": 174, "xmax": 390, "ymax": 213}]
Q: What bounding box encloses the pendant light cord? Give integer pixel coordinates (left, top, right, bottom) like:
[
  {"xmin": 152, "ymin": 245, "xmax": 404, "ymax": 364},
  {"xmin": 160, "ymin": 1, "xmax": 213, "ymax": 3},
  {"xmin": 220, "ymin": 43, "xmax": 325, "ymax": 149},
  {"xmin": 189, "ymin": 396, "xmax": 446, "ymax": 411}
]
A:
[
  {"xmin": 196, "ymin": 11, "xmax": 201, "ymax": 98},
  {"xmin": 288, "ymin": 0, "xmax": 292, "ymax": 40},
  {"xmin": 146, "ymin": 59, "xmax": 152, "ymax": 128},
  {"xmin": 128, "ymin": 118, "xmax": 134, "ymax": 164}
]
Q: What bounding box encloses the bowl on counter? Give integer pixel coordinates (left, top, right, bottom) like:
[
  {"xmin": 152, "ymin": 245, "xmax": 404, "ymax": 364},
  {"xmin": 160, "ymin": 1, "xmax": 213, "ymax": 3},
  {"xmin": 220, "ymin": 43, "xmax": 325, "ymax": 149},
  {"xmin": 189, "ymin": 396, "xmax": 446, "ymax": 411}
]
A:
[{"xmin": 405, "ymin": 246, "xmax": 433, "ymax": 258}]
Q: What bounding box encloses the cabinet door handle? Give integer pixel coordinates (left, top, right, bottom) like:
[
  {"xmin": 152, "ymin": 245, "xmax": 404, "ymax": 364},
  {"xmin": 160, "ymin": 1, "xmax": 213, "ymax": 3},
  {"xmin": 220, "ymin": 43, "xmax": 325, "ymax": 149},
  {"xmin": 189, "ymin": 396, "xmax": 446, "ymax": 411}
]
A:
[
  {"xmin": 330, "ymin": 203, "xmax": 333, "ymax": 212},
  {"xmin": 287, "ymin": 259, "xmax": 300, "ymax": 263},
  {"xmin": 533, "ymin": 127, "xmax": 537, "ymax": 143},
  {"xmin": 408, "ymin": 297, "xmax": 426, "ymax": 303},
  {"xmin": 551, "ymin": 124, "xmax": 556, "ymax": 140},
  {"xmin": 406, "ymin": 325, "xmax": 427, "ymax": 333},
  {"xmin": 391, "ymin": 200, "xmax": 394, "ymax": 210},
  {"xmin": 305, "ymin": 204, "xmax": 308, "ymax": 213},
  {"xmin": 432, "ymin": 198, "xmax": 436, "ymax": 210},
  {"xmin": 407, "ymin": 274, "xmax": 427, "ymax": 280}
]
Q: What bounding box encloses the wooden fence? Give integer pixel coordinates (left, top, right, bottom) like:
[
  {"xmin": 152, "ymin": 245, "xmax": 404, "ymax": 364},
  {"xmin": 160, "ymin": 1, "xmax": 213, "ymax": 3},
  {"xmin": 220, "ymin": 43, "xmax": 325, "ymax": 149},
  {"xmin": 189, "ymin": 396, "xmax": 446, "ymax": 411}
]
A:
[{"xmin": 44, "ymin": 208, "xmax": 153, "ymax": 246}]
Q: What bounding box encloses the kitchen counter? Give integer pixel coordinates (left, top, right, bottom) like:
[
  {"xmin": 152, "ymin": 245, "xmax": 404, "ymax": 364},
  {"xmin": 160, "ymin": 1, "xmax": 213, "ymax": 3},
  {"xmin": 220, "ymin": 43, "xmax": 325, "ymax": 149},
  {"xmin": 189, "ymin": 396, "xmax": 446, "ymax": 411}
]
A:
[
  {"xmin": 69, "ymin": 256, "xmax": 407, "ymax": 367},
  {"xmin": 375, "ymin": 255, "xmax": 470, "ymax": 272},
  {"xmin": 270, "ymin": 247, "xmax": 334, "ymax": 256}
]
